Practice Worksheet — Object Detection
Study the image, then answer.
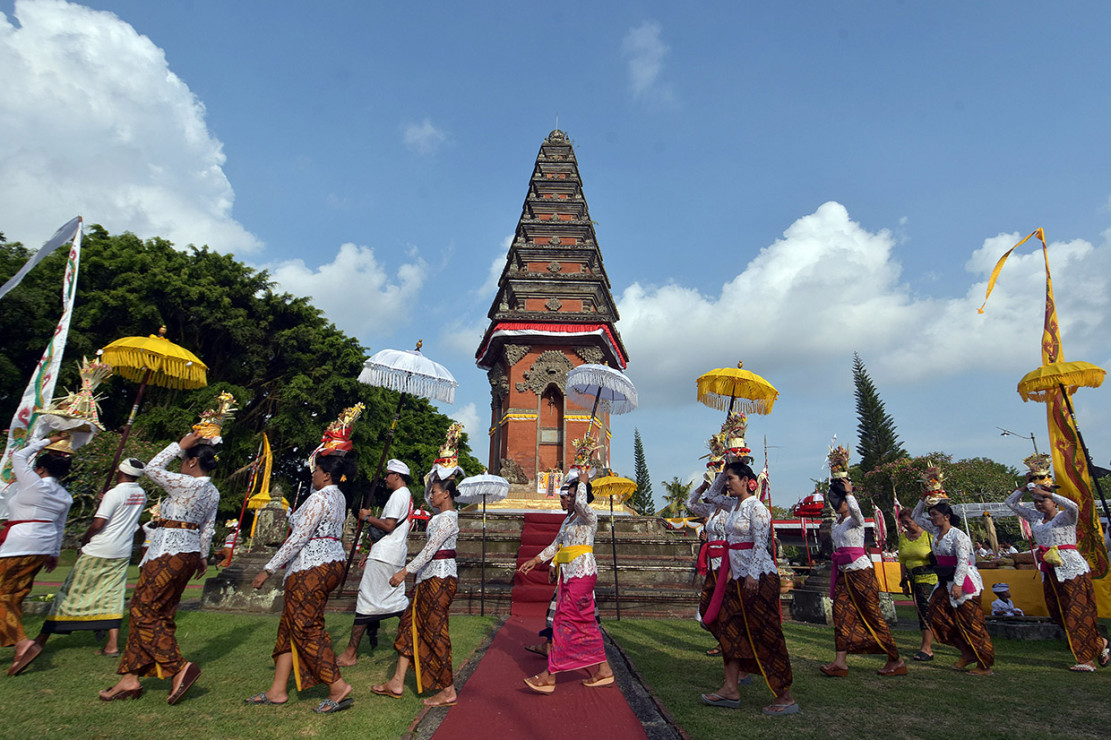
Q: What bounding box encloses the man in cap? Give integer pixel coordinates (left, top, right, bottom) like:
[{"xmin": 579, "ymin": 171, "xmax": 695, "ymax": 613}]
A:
[
  {"xmin": 35, "ymin": 458, "xmax": 147, "ymax": 659},
  {"xmin": 337, "ymin": 458, "xmax": 413, "ymax": 666},
  {"xmin": 990, "ymin": 583, "xmax": 1024, "ymax": 617}
]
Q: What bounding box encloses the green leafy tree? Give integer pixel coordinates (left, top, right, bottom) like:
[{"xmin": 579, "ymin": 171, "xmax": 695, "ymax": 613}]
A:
[
  {"xmin": 629, "ymin": 428, "xmax": 655, "ymax": 515},
  {"xmin": 853, "ymin": 352, "xmax": 908, "ymax": 474},
  {"xmin": 658, "ymin": 476, "xmax": 693, "ymax": 517},
  {"xmin": 0, "ymin": 227, "xmax": 482, "ymax": 522}
]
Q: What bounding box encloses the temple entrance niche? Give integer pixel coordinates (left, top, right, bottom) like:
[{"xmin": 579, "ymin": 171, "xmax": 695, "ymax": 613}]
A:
[{"xmin": 538, "ymin": 384, "xmax": 564, "ymax": 473}]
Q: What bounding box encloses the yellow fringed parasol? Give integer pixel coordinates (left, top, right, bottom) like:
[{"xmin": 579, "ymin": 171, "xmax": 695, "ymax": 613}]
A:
[
  {"xmin": 591, "ymin": 475, "xmax": 637, "ymax": 504},
  {"xmin": 696, "ymin": 362, "xmax": 780, "ymax": 417},
  {"xmin": 96, "ymin": 326, "xmax": 208, "ymax": 493},
  {"xmin": 1017, "ymin": 361, "xmax": 1106, "ymax": 402}
]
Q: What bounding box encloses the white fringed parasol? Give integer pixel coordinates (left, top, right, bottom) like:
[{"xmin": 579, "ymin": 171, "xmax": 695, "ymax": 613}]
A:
[
  {"xmin": 358, "ymin": 345, "xmax": 458, "ymax": 403},
  {"xmin": 566, "ymin": 364, "xmax": 638, "ymax": 416},
  {"xmin": 457, "ymin": 473, "xmax": 510, "ymax": 616}
]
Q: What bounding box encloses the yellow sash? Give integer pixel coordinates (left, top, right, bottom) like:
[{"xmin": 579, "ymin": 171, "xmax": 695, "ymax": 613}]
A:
[{"xmin": 553, "ymin": 545, "xmax": 593, "ymax": 575}]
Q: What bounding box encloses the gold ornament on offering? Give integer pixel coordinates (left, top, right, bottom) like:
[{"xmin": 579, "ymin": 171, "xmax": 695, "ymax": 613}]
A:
[
  {"xmin": 828, "ymin": 445, "xmax": 851, "ymax": 480},
  {"xmin": 436, "ymin": 422, "xmax": 463, "ymax": 467},
  {"xmin": 720, "ymin": 412, "xmax": 750, "ymax": 457},
  {"xmin": 36, "ymin": 357, "xmax": 113, "ymax": 454},
  {"xmin": 571, "ymin": 435, "xmax": 601, "ymax": 472},
  {"xmin": 192, "ymin": 391, "xmax": 238, "ymax": 443},
  {"xmin": 919, "ymin": 463, "xmax": 949, "ymax": 505},
  {"xmin": 1023, "ymin": 453, "xmax": 1053, "ymax": 485}
]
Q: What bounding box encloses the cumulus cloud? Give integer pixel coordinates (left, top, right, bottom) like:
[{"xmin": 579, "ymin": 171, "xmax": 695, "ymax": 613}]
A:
[
  {"xmin": 621, "ymin": 21, "xmax": 675, "ymax": 104},
  {"xmin": 617, "ymin": 202, "xmax": 1111, "ymax": 407},
  {"xmin": 449, "ymin": 402, "xmax": 483, "ymax": 443},
  {"xmin": 403, "ymin": 118, "xmax": 447, "ymax": 155},
  {"xmin": 267, "ymin": 243, "xmax": 426, "ymax": 341},
  {"xmin": 0, "ymin": 0, "xmax": 260, "ymax": 252}
]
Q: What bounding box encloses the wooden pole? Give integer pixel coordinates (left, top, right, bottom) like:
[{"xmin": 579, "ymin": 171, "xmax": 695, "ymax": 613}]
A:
[
  {"xmin": 100, "ymin": 368, "xmax": 151, "ymax": 496},
  {"xmin": 611, "ymin": 495, "xmax": 621, "ymax": 620},
  {"xmin": 481, "ymin": 496, "xmax": 487, "ymax": 617}
]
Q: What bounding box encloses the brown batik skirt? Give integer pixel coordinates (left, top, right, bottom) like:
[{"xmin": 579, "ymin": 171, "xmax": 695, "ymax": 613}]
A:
[
  {"xmin": 833, "ymin": 568, "xmax": 899, "ymax": 659},
  {"xmin": 118, "ymin": 552, "xmax": 200, "ymax": 678},
  {"xmin": 0, "ymin": 554, "xmax": 48, "ymax": 646},
  {"xmin": 274, "ymin": 559, "xmax": 344, "ymax": 690},
  {"xmin": 1043, "ymin": 570, "xmax": 1103, "ymax": 664},
  {"xmin": 716, "ymin": 573, "xmax": 793, "ymax": 696},
  {"xmin": 927, "ymin": 587, "xmax": 994, "ymax": 668},
  {"xmin": 394, "ymin": 576, "xmax": 457, "ymax": 692}
]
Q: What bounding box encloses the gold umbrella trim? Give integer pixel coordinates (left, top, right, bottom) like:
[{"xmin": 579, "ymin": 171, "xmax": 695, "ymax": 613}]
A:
[
  {"xmin": 1017, "ymin": 361, "xmax": 1105, "ymax": 403},
  {"xmin": 696, "ymin": 365, "xmax": 780, "ymax": 415},
  {"xmin": 592, "ymin": 475, "xmax": 637, "ymax": 504},
  {"xmin": 100, "ymin": 332, "xmax": 208, "ymax": 390}
]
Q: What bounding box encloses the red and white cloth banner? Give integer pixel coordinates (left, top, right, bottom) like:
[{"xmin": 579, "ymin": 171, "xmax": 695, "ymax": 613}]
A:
[{"xmin": 0, "ymin": 217, "xmax": 84, "ymax": 517}]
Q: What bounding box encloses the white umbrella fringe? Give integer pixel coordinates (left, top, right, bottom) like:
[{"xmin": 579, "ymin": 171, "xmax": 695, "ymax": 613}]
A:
[
  {"xmin": 565, "ymin": 364, "xmax": 638, "ymax": 415},
  {"xmin": 358, "ymin": 348, "xmax": 458, "ymax": 404}
]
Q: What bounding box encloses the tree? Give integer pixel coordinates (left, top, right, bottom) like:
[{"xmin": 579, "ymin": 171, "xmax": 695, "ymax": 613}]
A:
[
  {"xmin": 629, "ymin": 428, "xmax": 655, "ymax": 515},
  {"xmin": 853, "ymin": 352, "xmax": 907, "ymax": 474},
  {"xmin": 658, "ymin": 476, "xmax": 692, "ymax": 518},
  {"xmin": 0, "ymin": 227, "xmax": 483, "ymax": 523}
]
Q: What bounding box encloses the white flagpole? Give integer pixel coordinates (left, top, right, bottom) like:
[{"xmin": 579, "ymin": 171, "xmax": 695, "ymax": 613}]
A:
[{"xmin": 0, "ymin": 218, "xmax": 84, "ymax": 517}]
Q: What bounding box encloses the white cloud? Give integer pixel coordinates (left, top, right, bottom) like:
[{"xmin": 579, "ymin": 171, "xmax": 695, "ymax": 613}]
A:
[
  {"xmin": 403, "ymin": 118, "xmax": 447, "ymax": 155},
  {"xmin": 617, "ymin": 202, "xmax": 1111, "ymax": 408},
  {"xmin": 621, "ymin": 21, "xmax": 675, "ymax": 104},
  {"xmin": 0, "ymin": 0, "xmax": 260, "ymax": 253},
  {"xmin": 449, "ymin": 402, "xmax": 483, "ymax": 443},
  {"xmin": 475, "ymin": 233, "xmax": 513, "ymax": 297},
  {"xmin": 267, "ymin": 242, "xmax": 426, "ymax": 341}
]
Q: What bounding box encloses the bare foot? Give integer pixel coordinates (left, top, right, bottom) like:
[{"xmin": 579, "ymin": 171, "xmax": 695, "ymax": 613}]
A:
[
  {"xmin": 336, "ymin": 650, "xmax": 357, "ymax": 667},
  {"xmin": 328, "ymin": 680, "xmax": 353, "ymax": 704}
]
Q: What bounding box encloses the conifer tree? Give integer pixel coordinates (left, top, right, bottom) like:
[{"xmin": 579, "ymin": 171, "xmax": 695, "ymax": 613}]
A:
[
  {"xmin": 630, "ymin": 428, "xmax": 655, "ymax": 515},
  {"xmin": 853, "ymin": 352, "xmax": 908, "ymax": 474}
]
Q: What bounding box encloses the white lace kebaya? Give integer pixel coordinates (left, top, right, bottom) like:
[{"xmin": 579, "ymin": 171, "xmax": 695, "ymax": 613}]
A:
[
  {"xmin": 704, "ymin": 476, "xmax": 776, "ymax": 580},
  {"xmin": 405, "ymin": 509, "xmax": 459, "ymax": 583},
  {"xmin": 142, "ymin": 443, "xmax": 219, "ymax": 566},
  {"xmin": 687, "ymin": 484, "xmax": 735, "ymax": 572},
  {"xmin": 912, "ymin": 500, "xmax": 983, "ymax": 607},
  {"xmin": 1006, "ymin": 489, "xmax": 1089, "ymax": 582},
  {"xmin": 265, "ymin": 485, "xmax": 346, "ymax": 578},
  {"xmin": 537, "ymin": 482, "xmax": 598, "ymax": 580},
  {"xmin": 831, "ymin": 495, "xmax": 872, "ymax": 572}
]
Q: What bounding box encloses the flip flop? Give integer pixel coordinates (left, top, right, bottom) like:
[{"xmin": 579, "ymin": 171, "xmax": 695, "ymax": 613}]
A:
[
  {"xmin": 166, "ymin": 662, "xmax": 201, "ymax": 705},
  {"xmin": 244, "ymin": 692, "xmax": 288, "ymax": 705},
  {"xmin": 819, "ymin": 664, "xmax": 848, "ymax": 677},
  {"xmin": 98, "ymin": 686, "xmax": 144, "ymax": 701},
  {"xmin": 762, "ymin": 702, "xmax": 801, "ymax": 716},
  {"xmin": 523, "ymin": 675, "xmax": 555, "ymax": 695},
  {"xmin": 7, "ymin": 643, "xmax": 42, "ymax": 676},
  {"xmin": 705, "ymin": 646, "xmax": 722, "ymax": 656},
  {"xmin": 422, "ymin": 696, "xmax": 458, "ymax": 708},
  {"xmin": 96, "ymin": 649, "xmax": 120, "ymax": 658},
  {"xmin": 581, "ymin": 674, "xmax": 615, "ymax": 688},
  {"xmin": 525, "ymin": 644, "xmax": 548, "ymax": 657},
  {"xmin": 877, "ymin": 664, "xmax": 908, "ymax": 676},
  {"xmin": 1069, "ymin": 663, "xmax": 1097, "ymax": 672},
  {"xmin": 370, "ymin": 684, "xmax": 403, "ymax": 699},
  {"xmin": 700, "ymin": 692, "xmax": 739, "ymax": 709},
  {"xmin": 314, "ymin": 697, "xmax": 354, "ymax": 714},
  {"xmin": 1099, "ymin": 643, "xmax": 1110, "ymax": 668},
  {"xmin": 912, "ymin": 651, "xmax": 934, "ymax": 662}
]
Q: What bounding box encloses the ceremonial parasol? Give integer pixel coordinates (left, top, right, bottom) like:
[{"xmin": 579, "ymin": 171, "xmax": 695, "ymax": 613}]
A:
[
  {"xmin": 341, "ymin": 340, "xmax": 458, "ymax": 590},
  {"xmin": 456, "ymin": 473, "xmax": 510, "ymax": 616},
  {"xmin": 565, "ymin": 363, "xmax": 638, "ymax": 437},
  {"xmin": 97, "ymin": 326, "xmax": 207, "ymax": 493},
  {"xmin": 591, "ymin": 474, "xmax": 637, "ymax": 620},
  {"xmin": 696, "ymin": 361, "xmax": 779, "ymax": 417}
]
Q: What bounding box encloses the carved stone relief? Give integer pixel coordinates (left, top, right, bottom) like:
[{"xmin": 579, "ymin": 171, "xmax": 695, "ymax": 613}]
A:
[
  {"xmin": 548, "ymin": 236, "xmax": 562, "ymax": 246},
  {"xmin": 499, "ymin": 458, "xmax": 528, "ymax": 484},
  {"xmin": 575, "ymin": 347, "xmax": 605, "ymax": 364},
  {"xmin": 547, "ymin": 261, "xmax": 562, "ymax": 274},
  {"xmin": 487, "ymin": 366, "xmax": 509, "ymax": 400},
  {"xmin": 503, "ymin": 344, "xmax": 530, "ymax": 367},
  {"xmin": 545, "ymin": 298, "xmax": 562, "ymax": 311},
  {"xmin": 515, "ymin": 350, "xmax": 573, "ymax": 395}
]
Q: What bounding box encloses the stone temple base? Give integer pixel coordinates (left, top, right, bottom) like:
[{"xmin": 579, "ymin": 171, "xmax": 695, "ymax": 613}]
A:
[
  {"xmin": 201, "ymin": 552, "xmax": 284, "ymax": 612},
  {"xmin": 985, "ymin": 616, "xmax": 1065, "ymax": 640},
  {"xmin": 790, "ymin": 564, "xmax": 897, "ymax": 626}
]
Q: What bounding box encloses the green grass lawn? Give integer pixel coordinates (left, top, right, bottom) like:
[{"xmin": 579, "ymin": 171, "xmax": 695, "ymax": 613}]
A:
[
  {"xmin": 0, "ymin": 610, "xmax": 498, "ymax": 740},
  {"xmin": 606, "ymin": 618, "xmax": 1111, "ymax": 740}
]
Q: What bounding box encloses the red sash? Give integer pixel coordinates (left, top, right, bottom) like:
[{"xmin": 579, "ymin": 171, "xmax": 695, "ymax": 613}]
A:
[
  {"xmin": 829, "ymin": 546, "xmax": 868, "ymax": 597},
  {"xmin": 1035, "ymin": 544, "xmax": 1078, "ymax": 573},
  {"xmin": 432, "ymin": 549, "xmax": 456, "ymax": 560},
  {"xmin": 697, "ymin": 539, "xmax": 726, "ymax": 575},
  {"xmin": 703, "ymin": 542, "xmax": 754, "ymax": 623},
  {"xmin": 0, "ymin": 519, "xmax": 50, "ymax": 548}
]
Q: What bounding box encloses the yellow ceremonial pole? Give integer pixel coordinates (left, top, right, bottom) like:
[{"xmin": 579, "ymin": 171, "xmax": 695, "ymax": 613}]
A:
[
  {"xmin": 410, "ymin": 582, "xmax": 423, "ymax": 693},
  {"xmin": 290, "ymin": 643, "xmax": 303, "ymax": 691}
]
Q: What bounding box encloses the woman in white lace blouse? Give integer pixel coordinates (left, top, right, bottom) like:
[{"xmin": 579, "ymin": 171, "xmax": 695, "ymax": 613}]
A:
[
  {"xmin": 1007, "ymin": 482, "xmax": 1110, "ymax": 671},
  {"xmin": 247, "ymin": 451, "xmax": 354, "ymax": 713},
  {"xmin": 912, "ymin": 498, "xmax": 994, "ymax": 675},
  {"xmin": 820, "ymin": 478, "xmax": 904, "ymax": 678},
  {"xmin": 518, "ymin": 469, "xmax": 614, "ymax": 694},
  {"xmin": 100, "ymin": 432, "xmax": 219, "ymax": 704},
  {"xmin": 699, "ymin": 461, "xmax": 798, "ymax": 716},
  {"xmin": 372, "ymin": 476, "xmax": 461, "ymax": 707},
  {"xmin": 687, "ymin": 478, "xmax": 736, "ymax": 656}
]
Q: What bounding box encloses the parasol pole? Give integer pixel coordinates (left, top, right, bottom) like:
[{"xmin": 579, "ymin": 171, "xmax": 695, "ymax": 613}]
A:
[
  {"xmin": 341, "ymin": 390, "xmax": 408, "ymax": 593},
  {"xmin": 481, "ymin": 495, "xmax": 487, "ymax": 616},
  {"xmin": 610, "ymin": 494, "xmax": 621, "ymax": 620},
  {"xmin": 228, "ymin": 438, "xmax": 265, "ymax": 563},
  {"xmin": 100, "ymin": 368, "xmax": 152, "ymax": 496},
  {"xmin": 586, "ymin": 393, "xmax": 602, "ymax": 439},
  {"xmin": 291, "ymin": 481, "xmax": 305, "ymax": 511},
  {"xmin": 1057, "ymin": 383, "xmax": 1111, "ymax": 523}
]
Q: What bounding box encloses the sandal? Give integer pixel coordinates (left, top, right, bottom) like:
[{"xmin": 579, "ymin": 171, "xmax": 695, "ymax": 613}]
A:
[
  {"xmin": 314, "ymin": 697, "xmax": 354, "ymax": 714},
  {"xmin": 166, "ymin": 662, "xmax": 201, "ymax": 706},
  {"xmin": 581, "ymin": 673, "xmax": 615, "ymax": 688},
  {"xmin": 7, "ymin": 643, "xmax": 42, "ymax": 676},
  {"xmin": 705, "ymin": 646, "xmax": 722, "ymax": 656},
  {"xmin": 244, "ymin": 692, "xmax": 288, "ymax": 705},
  {"xmin": 762, "ymin": 702, "xmax": 801, "ymax": 716},
  {"xmin": 422, "ymin": 696, "xmax": 458, "ymax": 708},
  {"xmin": 524, "ymin": 644, "xmax": 548, "ymax": 657},
  {"xmin": 1069, "ymin": 663, "xmax": 1097, "ymax": 672},
  {"xmin": 98, "ymin": 686, "xmax": 144, "ymax": 701},
  {"xmin": 700, "ymin": 692, "xmax": 739, "ymax": 708},
  {"xmin": 370, "ymin": 684, "xmax": 403, "ymax": 699},
  {"xmin": 1099, "ymin": 641, "xmax": 1110, "ymax": 668},
  {"xmin": 523, "ymin": 675, "xmax": 555, "ymax": 694},
  {"xmin": 912, "ymin": 651, "xmax": 934, "ymax": 662}
]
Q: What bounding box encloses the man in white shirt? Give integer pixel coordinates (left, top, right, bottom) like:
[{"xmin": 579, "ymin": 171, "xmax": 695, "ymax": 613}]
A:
[
  {"xmin": 990, "ymin": 583, "xmax": 1025, "ymax": 617},
  {"xmin": 36, "ymin": 458, "xmax": 147, "ymax": 658},
  {"xmin": 337, "ymin": 459, "xmax": 413, "ymax": 666}
]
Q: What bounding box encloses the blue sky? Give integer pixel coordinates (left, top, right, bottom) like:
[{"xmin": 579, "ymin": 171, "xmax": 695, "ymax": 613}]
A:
[{"xmin": 2, "ymin": 0, "xmax": 1110, "ymax": 510}]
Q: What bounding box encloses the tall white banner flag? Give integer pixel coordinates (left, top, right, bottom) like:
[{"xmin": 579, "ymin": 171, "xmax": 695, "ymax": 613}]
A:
[{"xmin": 0, "ymin": 217, "xmax": 84, "ymax": 518}]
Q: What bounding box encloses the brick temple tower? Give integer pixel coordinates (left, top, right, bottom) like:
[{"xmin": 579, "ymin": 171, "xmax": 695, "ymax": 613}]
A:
[{"xmin": 476, "ymin": 129, "xmax": 629, "ymax": 488}]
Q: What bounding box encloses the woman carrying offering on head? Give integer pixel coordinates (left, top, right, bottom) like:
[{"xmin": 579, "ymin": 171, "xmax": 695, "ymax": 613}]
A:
[
  {"xmin": 372, "ymin": 472, "xmax": 461, "ymax": 707},
  {"xmin": 897, "ymin": 509, "xmax": 937, "ymax": 661},
  {"xmin": 518, "ymin": 447, "xmax": 614, "ymax": 694},
  {"xmin": 687, "ymin": 431, "xmax": 735, "ymax": 658},
  {"xmin": 911, "ymin": 466, "xmax": 994, "ymax": 676},
  {"xmin": 819, "ymin": 447, "xmax": 904, "ymax": 678},
  {"xmin": 247, "ymin": 406, "xmax": 361, "ymax": 713},
  {"xmin": 699, "ymin": 460, "xmax": 798, "ymax": 715},
  {"xmin": 1006, "ymin": 454, "xmax": 1110, "ymax": 672}
]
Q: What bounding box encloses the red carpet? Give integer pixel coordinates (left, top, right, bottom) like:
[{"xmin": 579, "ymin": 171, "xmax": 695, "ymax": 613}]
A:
[
  {"xmin": 511, "ymin": 513, "xmax": 564, "ymax": 617},
  {"xmin": 431, "ymin": 616, "xmax": 647, "ymax": 740}
]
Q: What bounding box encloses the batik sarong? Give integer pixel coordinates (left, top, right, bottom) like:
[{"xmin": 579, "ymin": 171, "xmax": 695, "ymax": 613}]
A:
[
  {"xmin": 548, "ymin": 573, "xmax": 606, "ymax": 673},
  {"xmin": 698, "ymin": 569, "xmax": 724, "ymax": 641},
  {"xmin": 41, "ymin": 555, "xmax": 130, "ymax": 634},
  {"xmin": 833, "ymin": 568, "xmax": 898, "ymax": 658},
  {"xmin": 394, "ymin": 576, "xmax": 457, "ymax": 691},
  {"xmin": 117, "ymin": 552, "xmax": 200, "ymax": 677},
  {"xmin": 0, "ymin": 555, "xmax": 47, "ymax": 646},
  {"xmin": 1043, "ymin": 570, "xmax": 1103, "ymax": 664},
  {"xmin": 274, "ymin": 559, "xmax": 344, "ymax": 690},
  {"xmin": 927, "ymin": 588, "xmax": 994, "ymax": 668},
  {"xmin": 717, "ymin": 573, "xmax": 793, "ymax": 696}
]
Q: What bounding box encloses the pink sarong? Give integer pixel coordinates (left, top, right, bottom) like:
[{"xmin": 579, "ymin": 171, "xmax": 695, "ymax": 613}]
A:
[{"xmin": 548, "ymin": 574, "xmax": 606, "ymax": 673}]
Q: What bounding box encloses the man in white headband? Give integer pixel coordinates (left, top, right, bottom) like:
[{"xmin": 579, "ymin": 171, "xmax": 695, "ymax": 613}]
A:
[
  {"xmin": 35, "ymin": 458, "xmax": 148, "ymax": 659},
  {"xmin": 990, "ymin": 582, "xmax": 1024, "ymax": 617},
  {"xmin": 338, "ymin": 458, "xmax": 413, "ymax": 666}
]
